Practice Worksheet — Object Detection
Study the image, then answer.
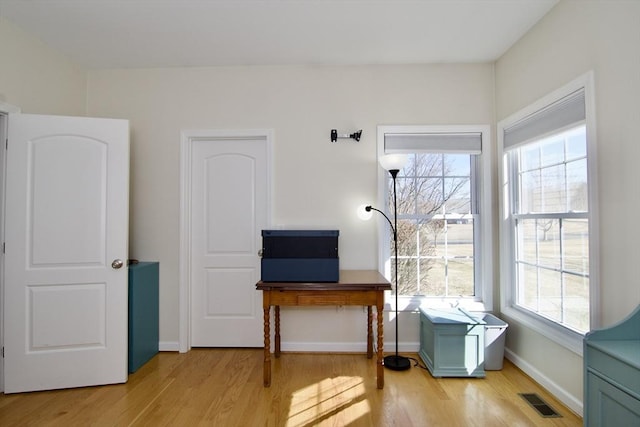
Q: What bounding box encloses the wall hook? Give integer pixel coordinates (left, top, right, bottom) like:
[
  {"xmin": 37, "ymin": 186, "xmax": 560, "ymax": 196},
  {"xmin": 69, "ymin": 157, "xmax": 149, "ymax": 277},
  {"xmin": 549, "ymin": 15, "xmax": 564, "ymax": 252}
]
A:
[{"xmin": 331, "ymin": 129, "xmax": 362, "ymax": 143}]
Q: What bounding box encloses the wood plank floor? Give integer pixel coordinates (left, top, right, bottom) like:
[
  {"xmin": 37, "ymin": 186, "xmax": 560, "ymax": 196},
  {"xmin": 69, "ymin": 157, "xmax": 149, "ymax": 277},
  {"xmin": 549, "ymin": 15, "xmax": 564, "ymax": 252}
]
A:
[{"xmin": 0, "ymin": 349, "xmax": 582, "ymax": 426}]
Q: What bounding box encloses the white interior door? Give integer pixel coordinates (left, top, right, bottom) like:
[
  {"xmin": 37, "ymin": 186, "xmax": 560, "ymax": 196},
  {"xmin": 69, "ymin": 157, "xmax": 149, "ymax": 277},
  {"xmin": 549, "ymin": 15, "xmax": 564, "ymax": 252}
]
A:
[
  {"xmin": 190, "ymin": 136, "xmax": 269, "ymax": 347},
  {"xmin": 3, "ymin": 113, "xmax": 129, "ymax": 393}
]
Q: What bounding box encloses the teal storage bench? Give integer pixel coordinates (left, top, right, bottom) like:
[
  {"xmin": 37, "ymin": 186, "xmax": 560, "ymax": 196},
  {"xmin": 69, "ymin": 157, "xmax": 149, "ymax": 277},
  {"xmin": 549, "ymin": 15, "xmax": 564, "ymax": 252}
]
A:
[
  {"xmin": 584, "ymin": 305, "xmax": 640, "ymax": 426},
  {"xmin": 419, "ymin": 307, "xmax": 486, "ymax": 378},
  {"xmin": 128, "ymin": 262, "xmax": 159, "ymax": 373}
]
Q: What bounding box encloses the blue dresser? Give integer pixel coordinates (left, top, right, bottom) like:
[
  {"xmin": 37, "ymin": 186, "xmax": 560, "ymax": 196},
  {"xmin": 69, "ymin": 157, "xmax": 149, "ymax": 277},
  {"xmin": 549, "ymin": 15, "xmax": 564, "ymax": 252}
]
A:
[
  {"xmin": 584, "ymin": 305, "xmax": 640, "ymax": 426},
  {"xmin": 128, "ymin": 262, "xmax": 159, "ymax": 373}
]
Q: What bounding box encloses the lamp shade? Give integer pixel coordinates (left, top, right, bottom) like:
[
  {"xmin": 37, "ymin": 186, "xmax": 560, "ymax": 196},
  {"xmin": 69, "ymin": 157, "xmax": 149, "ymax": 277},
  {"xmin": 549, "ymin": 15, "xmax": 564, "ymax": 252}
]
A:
[
  {"xmin": 379, "ymin": 154, "xmax": 408, "ymax": 172},
  {"xmin": 357, "ymin": 204, "xmax": 373, "ymax": 221}
]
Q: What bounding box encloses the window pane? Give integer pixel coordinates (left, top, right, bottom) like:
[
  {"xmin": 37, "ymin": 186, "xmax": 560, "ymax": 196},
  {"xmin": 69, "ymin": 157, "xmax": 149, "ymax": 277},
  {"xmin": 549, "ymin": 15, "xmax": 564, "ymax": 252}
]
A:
[
  {"xmin": 521, "ymin": 144, "xmax": 540, "ymax": 170},
  {"xmin": 448, "ymin": 259, "xmax": 474, "ymax": 296},
  {"xmin": 518, "ymin": 265, "xmax": 563, "ymax": 322},
  {"xmin": 415, "ymin": 153, "xmax": 442, "ymax": 176},
  {"xmin": 447, "ymin": 221, "xmax": 474, "ymax": 257},
  {"xmin": 518, "ymin": 263, "xmax": 538, "ymax": 310},
  {"xmin": 541, "ymin": 138, "xmax": 564, "ymax": 167},
  {"xmin": 416, "ymin": 178, "xmax": 443, "ymax": 214},
  {"xmin": 520, "ymin": 169, "xmax": 541, "ymax": 213},
  {"xmin": 536, "ymin": 219, "xmax": 561, "ymax": 270},
  {"xmin": 421, "ymin": 220, "xmax": 444, "ymax": 257},
  {"xmin": 563, "ymin": 272, "xmax": 590, "ymax": 332},
  {"xmin": 421, "ymin": 259, "xmax": 445, "ymax": 296},
  {"xmin": 400, "ymin": 154, "xmax": 417, "ymax": 177},
  {"xmin": 395, "ymin": 177, "xmax": 414, "ymax": 215},
  {"xmin": 566, "ymin": 127, "xmax": 586, "ymax": 161},
  {"xmin": 517, "ymin": 125, "xmax": 588, "ymax": 216},
  {"xmin": 541, "ymin": 165, "xmax": 566, "ymax": 212},
  {"xmin": 395, "ymin": 258, "xmax": 418, "ymax": 295},
  {"xmin": 444, "ymin": 177, "xmax": 470, "ymax": 214},
  {"xmin": 517, "ymin": 219, "xmax": 561, "ymax": 270},
  {"xmin": 538, "ymin": 269, "xmax": 562, "ymax": 323},
  {"xmin": 514, "ymin": 216, "xmax": 590, "ymax": 331},
  {"xmin": 562, "ymin": 219, "xmax": 589, "ymax": 274},
  {"xmin": 396, "ymin": 219, "xmax": 417, "ymax": 257},
  {"xmin": 517, "ymin": 219, "xmax": 538, "ymax": 265},
  {"xmin": 535, "ymin": 165, "xmax": 567, "ymax": 213},
  {"xmin": 567, "ymin": 158, "xmax": 588, "ymax": 212},
  {"xmin": 445, "ymin": 154, "xmax": 470, "ymax": 176}
]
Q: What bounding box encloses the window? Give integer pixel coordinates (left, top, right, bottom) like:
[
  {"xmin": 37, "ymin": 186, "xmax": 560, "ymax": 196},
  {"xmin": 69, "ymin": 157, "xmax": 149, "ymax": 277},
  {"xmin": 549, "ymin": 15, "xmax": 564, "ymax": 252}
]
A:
[
  {"xmin": 377, "ymin": 126, "xmax": 492, "ymax": 307},
  {"xmin": 498, "ymin": 73, "xmax": 597, "ymax": 353},
  {"xmin": 513, "ymin": 125, "xmax": 589, "ymax": 331},
  {"xmin": 394, "ymin": 153, "xmax": 476, "ymax": 297}
]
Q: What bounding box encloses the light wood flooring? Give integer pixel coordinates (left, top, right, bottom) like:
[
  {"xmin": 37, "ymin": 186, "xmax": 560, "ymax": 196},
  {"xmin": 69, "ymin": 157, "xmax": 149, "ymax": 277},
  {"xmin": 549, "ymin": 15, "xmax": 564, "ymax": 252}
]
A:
[{"xmin": 0, "ymin": 349, "xmax": 582, "ymax": 426}]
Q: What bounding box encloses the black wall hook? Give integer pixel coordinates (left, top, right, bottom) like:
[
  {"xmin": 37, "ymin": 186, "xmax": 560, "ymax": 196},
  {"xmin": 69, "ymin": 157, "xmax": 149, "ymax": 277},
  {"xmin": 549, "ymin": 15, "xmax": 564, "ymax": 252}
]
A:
[{"xmin": 331, "ymin": 129, "xmax": 362, "ymax": 142}]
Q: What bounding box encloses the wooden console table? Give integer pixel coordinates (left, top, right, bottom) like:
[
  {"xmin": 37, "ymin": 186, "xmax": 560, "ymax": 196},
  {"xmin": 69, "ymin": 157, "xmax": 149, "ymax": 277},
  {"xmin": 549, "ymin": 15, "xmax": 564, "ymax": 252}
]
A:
[{"xmin": 256, "ymin": 270, "xmax": 391, "ymax": 389}]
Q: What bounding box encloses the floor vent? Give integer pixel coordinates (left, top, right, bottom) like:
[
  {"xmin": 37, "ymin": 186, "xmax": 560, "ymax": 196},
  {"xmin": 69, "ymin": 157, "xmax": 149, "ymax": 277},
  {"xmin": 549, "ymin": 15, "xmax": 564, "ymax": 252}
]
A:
[{"xmin": 519, "ymin": 393, "xmax": 562, "ymax": 418}]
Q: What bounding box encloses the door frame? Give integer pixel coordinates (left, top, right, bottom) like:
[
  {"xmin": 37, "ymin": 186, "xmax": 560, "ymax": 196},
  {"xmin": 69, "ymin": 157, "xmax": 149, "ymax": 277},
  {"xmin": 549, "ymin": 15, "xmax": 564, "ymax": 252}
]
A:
[
  {"xmin": 0, "ymin": 102, "xmax": 21, "ymax": 393},
  {"xmin": 178, "ymin": 129, "xmax": 273, "ymax": 353}
]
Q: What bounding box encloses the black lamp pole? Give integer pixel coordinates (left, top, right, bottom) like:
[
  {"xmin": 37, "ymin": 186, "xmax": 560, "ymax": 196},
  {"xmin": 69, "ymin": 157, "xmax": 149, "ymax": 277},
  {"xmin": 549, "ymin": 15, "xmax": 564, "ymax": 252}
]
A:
[{"xmin": 366, "ymin": 167, "xmax": 411, "ymax": 371}]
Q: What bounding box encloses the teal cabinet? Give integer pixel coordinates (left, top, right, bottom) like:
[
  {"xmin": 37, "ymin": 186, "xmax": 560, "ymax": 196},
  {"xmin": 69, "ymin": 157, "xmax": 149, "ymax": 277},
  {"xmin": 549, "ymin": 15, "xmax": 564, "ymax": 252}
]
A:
[
  {"xmin": 128, "ymin": 262, "xmax": 159, "ymax": 373},
  {"xmin": 586, "ymin": 371, "xmax": 640, "ymax": 426},
  {"xmin": 419, "ymin": 307, "xmax": 485, "ymax": 378},
  {"xmin": 584, "ymin": 305, "xmax": 640, "ymax": 426}
]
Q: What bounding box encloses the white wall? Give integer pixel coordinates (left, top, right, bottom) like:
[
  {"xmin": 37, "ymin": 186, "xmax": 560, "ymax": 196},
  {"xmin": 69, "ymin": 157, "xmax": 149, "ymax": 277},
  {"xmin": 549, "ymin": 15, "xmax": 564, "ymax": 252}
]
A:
[
  {"xmin": 86, "ymin": 64, "xmax": 495, "ymax": 348},
  {"xmin": 0, "ymin": 17, "xmax": 87, "ymax": 115},
  {"xmin": 495, "ymin": 0, "xmax": 640, "ymax": 412}
]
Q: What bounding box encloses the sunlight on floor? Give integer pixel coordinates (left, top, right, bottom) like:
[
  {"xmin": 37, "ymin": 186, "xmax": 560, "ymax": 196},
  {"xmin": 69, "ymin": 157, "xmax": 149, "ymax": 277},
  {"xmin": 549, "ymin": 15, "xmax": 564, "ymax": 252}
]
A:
[{"xmin": 286, "ymin": 376, "xmax": 370, "ymax": 427}]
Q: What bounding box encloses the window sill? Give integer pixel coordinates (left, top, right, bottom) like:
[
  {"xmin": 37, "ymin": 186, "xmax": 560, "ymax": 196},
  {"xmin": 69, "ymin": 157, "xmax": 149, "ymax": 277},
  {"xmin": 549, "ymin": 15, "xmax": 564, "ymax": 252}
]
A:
[
  {"xmin": 501, "ymin": 305, "xmax": 584, "ymax": 356},
  {"xmin": 386, "ymin": 295, "xmax": 487, "ymax": 313}
]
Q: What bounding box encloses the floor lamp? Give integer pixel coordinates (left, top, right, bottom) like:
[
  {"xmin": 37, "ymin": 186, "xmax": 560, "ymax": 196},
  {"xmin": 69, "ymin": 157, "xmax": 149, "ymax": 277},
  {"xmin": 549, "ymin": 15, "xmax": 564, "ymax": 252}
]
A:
[{"xmin": 362, "ymin": 153, "xmax": 410, "ymax": 371}]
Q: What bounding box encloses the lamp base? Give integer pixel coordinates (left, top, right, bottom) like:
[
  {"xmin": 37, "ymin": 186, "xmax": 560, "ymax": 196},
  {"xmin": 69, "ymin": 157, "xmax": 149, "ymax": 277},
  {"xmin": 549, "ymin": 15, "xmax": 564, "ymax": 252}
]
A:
[{"xmin": 384, "ymin": 354, "xmax": 411, "ymax": 371}]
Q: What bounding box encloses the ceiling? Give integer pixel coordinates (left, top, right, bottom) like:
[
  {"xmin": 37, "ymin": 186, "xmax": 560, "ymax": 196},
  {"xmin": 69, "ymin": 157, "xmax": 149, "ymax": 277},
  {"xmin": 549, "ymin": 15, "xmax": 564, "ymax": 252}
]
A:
[{"xmin": 0, "ymin": 0, "xmax": 559, "ymax": 69}]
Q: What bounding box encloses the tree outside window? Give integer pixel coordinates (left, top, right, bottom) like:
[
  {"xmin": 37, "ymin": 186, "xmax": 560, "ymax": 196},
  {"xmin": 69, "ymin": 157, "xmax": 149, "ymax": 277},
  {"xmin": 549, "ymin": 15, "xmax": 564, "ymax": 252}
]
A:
[{"xmin": 388, "ymin": 153, "xmax": 476, "ymax": 297}]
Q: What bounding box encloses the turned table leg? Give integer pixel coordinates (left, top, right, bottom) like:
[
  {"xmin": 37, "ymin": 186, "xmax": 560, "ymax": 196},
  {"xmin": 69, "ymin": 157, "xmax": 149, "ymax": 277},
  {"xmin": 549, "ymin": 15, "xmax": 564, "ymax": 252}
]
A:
[
  {"xmin": 263, "ymin": 304, "xmax": 271, "ymax": 387},
  {"xmin": 367, "ymin": 306, "xmax": 373, "ymax": 359},
  {"xmin": 275, "ymin": 306, "xmax": 281, "ymax": 358}
]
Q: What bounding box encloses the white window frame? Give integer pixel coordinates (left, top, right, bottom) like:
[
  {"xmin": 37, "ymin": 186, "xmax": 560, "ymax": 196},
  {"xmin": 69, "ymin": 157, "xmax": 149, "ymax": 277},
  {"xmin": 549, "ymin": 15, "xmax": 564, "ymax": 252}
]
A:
[
  {"xmin": 497, "ymin": 72, "xmax": 599, "ymax": 355},
  {"xmin": 377, "ymin": 125, "xmax": 493, "ymax": 312}
]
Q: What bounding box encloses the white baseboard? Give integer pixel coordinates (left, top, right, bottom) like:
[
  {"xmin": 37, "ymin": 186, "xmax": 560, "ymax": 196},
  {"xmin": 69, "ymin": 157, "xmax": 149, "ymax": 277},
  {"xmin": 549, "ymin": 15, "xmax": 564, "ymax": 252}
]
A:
[
  {"xmin": 281, "ymin": 341, "xmax": 368, "ymax": 353},
  {"xmin": 159, "ymin": 341, "xmax": 180, "ymax": 352},
  {"xmin": 280, "ymin": 341, "xmax": 420, "ymax": 353},
  {"xmin": 504, "ymin": 347, "xmax": 583, "ymax": 417},
  {"xmin": 157, "ymin": 341, "xmax": 419, "ymax": 353}
]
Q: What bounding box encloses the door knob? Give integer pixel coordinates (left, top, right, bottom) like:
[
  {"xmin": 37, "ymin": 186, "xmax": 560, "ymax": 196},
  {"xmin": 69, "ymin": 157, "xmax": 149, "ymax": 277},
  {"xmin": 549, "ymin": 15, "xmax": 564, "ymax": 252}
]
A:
[{"xmin": 111, "ymin": 259, "xmax": 124, "ymax": 269}]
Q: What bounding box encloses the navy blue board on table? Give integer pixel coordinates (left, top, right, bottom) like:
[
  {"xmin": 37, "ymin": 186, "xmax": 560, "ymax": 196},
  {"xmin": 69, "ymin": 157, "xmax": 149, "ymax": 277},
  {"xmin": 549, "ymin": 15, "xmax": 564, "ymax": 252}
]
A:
[{"xmin": 260, "ymin": 230, "xmax": 339, "ymax": 282}]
